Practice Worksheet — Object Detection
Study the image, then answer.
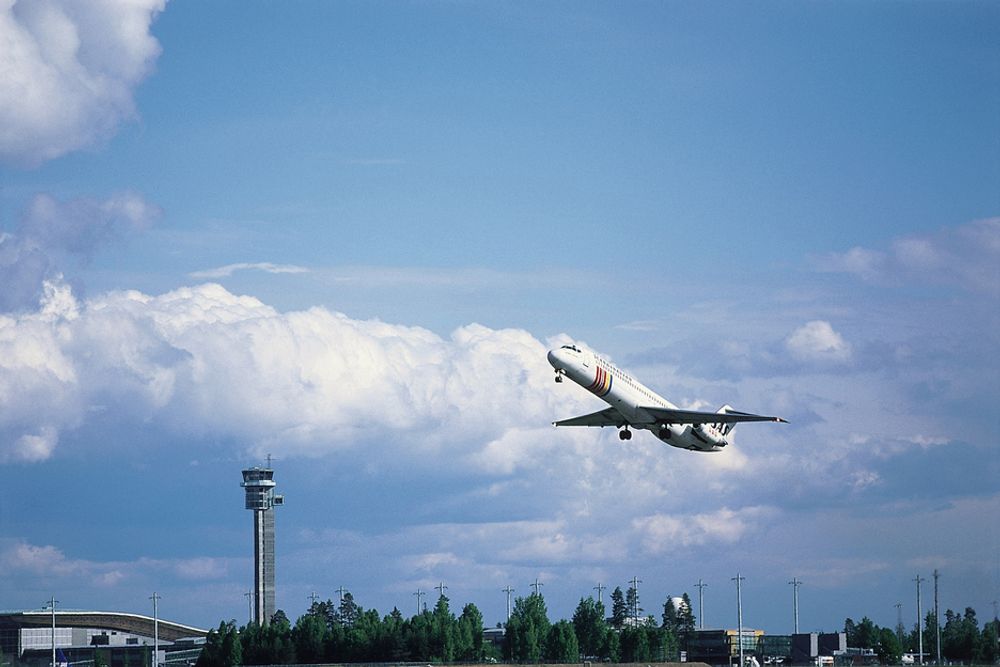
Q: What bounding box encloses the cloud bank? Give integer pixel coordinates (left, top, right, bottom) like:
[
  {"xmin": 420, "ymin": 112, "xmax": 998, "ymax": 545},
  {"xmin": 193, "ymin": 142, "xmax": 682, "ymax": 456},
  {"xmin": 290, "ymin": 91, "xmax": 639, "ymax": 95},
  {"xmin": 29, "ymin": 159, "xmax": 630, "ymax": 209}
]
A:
[
  {"xmin": 0, "ymin": 280, "xmax": 585, "ymax": 466},
  {"xmin": 0, "ymin": 0, "xmax": 166, "ymax": 166}
]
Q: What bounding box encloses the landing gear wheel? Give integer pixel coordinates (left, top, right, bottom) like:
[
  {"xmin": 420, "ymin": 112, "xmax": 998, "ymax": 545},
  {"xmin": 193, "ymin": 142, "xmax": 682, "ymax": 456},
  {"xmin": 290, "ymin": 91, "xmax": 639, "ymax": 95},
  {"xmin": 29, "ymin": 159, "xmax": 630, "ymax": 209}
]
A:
[{"xmin": 619, "ymin": 428, "xmax": 632, "ymax": 441}]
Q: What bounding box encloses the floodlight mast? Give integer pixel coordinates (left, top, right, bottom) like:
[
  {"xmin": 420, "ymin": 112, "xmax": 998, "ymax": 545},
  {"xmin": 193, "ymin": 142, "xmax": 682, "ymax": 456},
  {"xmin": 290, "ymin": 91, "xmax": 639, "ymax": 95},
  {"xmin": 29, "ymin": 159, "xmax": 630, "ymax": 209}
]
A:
[
  {"xmin": 695, "ymin": 579, "xmax": 708, "ymax": 630},
  {"xmin": 594, "ymin": 583, "xmax": 606, "ymax": 606},
  {"xmin": 150, "ymin": 592, "xmax": 161, "ymax": 667},
  {"xmin": 914, "ymin": 575, "xmax": 926, "ymax": 666},
  {"xmin": 789, "ymin": 578, "xmax": 802, "ymax": 634},
  {"xmin": 934, "ymin": 570, "xmax": 941, "ymax": 665},
  {"xmin": 45, "ymin": 597, "xmax": 58, "ymax": 667},
  {"xmin": 732, "ymin": 574, "xmax": 746, "ymax": 667},
  {"xmin": 502, "ymin": 586, "xmax": 515, "ymax": 622}
]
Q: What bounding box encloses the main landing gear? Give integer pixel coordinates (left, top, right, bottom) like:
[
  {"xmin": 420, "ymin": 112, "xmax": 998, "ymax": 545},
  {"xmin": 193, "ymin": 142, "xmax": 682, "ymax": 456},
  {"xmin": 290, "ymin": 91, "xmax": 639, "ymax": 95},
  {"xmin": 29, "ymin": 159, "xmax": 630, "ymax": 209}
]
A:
[{"xmin": 618, "ymin": 427, "xmax": 633, "ymax": 441}]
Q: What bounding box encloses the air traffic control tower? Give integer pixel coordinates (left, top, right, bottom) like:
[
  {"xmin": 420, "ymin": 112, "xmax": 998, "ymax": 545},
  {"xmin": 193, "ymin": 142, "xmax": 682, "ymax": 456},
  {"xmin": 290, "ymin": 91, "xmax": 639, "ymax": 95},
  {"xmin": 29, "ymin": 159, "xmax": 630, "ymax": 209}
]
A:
[{"xmin": 241, "ymin": 465, "xmax": 283, "ymax": 625}]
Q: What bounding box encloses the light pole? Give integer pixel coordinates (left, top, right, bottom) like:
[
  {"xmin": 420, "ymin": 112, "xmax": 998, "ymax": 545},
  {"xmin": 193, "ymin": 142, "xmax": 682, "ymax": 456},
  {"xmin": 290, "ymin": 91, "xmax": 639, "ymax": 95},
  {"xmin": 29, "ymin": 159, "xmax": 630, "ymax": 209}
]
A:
[
  {"xmin": 629, "ymin": 576, "xmax": 642, "ymax": 626},
  {"xmin": 502, "ymin": 586, "xmax": 515, "ymax": 623},
  {"xmin": 594, "ymin": 583, "xmax": 606, "ymax": 606},
  {"xmin": 45, "ymin": 597, "xmax": 58, "ymax": 667},
  {"xmin": 150, "ymin": 593, "xmax": 161, "ymax": 667},
  {"xmin": 732, "ymin": 574, "xmax": 745, "ymax": 667},
  {"xmin": 933, "ymin": 570, "xmax": 941, "ymax": 665},
  {"xmin": 694, "ymin": 580, "xmax": 708, "ymax": 630},
  {"xmin": 413, "ymin": 589, "xmax": 425, "ymax": 615},
  {"xmin": 789, "ymin": 578, "xmax": 802, "ymax": 634},
  {"xmin": 244, "ymin": 590, "xmax": 253, "ymax": 624},
  {"xmin": 915, "ymin": 575, "xmax": 925, "ymax": 666}
]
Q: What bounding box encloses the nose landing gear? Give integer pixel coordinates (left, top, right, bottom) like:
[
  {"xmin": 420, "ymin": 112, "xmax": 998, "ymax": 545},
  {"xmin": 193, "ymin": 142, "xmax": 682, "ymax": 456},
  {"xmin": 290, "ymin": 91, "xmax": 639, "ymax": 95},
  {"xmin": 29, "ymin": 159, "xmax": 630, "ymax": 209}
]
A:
[{"xmin": 554, "ymin": 369, "xmax": 565, "ymax": 383}]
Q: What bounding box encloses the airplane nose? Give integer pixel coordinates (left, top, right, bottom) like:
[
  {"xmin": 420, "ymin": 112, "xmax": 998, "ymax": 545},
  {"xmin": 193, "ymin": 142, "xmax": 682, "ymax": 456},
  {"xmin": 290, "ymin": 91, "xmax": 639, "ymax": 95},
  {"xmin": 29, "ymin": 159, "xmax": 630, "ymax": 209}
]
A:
[{"xmin": 547, "ymin": 348, "xmax": 562, "ymax": 369}]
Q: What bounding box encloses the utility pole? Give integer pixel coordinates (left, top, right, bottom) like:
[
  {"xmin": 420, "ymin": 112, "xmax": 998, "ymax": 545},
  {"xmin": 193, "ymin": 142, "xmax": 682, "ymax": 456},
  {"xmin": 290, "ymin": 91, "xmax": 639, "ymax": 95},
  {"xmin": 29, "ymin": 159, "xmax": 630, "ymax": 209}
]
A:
[
  {"xmin": 413, "ymin": 589, "xmax": 425, "ymax": 616},
  {"xmin": 594, "ymin": 583, "xmax": 607, "ymax": 606},
  {"xmin": 694, "ymin": 579, "xmax": 708, "ymax": 630},
  {"xmin": 933, "ymin": 570, "xmax": 941, "ymax": 665},
  {"xmin": 335, "ymin": 586, "xmax": 348, "ymax": 603},
  {"xmin": 895, "ymin": 603, "xmax": 904, "ymax": 646},
  {"xmin": 434, "ymin": 582, "xmax": 448, "ymax": 600},
  {"xmin": 789, "ymin": 578, "xmax": 802, "ymax": 634},
  {"xmin": 44, "ymin": 597, "xmax": 58, "ymax": 667},
  {"xmin": 531, "ymin": 578, "xmax": 544, "ymax": 596},
  {"xmin": 308, "ymin": 591, "xmax": 320, "ymax": 607},
  {"xmin": 629, "ymin": 576, "xmax": 642, "ymax": 625},
  {"xmin": 502, "ymin": 586, "xmax": 515, "ymax": 623},
  {"xmin": 150, "ymin": 592, "xmax": 161, "ymax": 667},
  {"xmin": 732, "ymin": 574, "xmax": 746, "ymax": 667},
  {"xmin": 915, "ymin": 575, "xmax": 925, "ymax": 666}
]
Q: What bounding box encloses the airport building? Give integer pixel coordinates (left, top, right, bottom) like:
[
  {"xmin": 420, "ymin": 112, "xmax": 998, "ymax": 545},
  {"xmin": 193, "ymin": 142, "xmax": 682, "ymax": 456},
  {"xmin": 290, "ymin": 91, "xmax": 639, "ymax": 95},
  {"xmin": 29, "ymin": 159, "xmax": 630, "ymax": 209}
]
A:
[
  {"xmin": 685, "ymin": 629, "xmax": 848, "ymax": 667},
  {"xmin": 241, "ymin": 465, "xmax": 283, "ymax": 626},
  {"xmin": 0, "ymin": 611, "xmax": 207, "ymax": 667}
]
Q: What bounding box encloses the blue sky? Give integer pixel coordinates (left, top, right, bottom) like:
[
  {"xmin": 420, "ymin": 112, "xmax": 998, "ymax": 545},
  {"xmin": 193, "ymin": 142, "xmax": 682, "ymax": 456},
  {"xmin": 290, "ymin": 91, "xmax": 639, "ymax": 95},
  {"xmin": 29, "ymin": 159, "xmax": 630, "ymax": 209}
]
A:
[{"xmin": 1, "ymin": 0, "xmax": 998, "ymax": 638}]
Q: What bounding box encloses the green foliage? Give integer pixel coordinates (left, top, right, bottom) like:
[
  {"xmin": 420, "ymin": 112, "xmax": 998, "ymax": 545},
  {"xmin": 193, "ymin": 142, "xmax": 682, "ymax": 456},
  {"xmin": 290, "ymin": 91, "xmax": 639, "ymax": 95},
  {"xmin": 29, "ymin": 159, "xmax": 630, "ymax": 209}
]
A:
[
  {"xmin": 876, "ymin": 627, "xmax": 903, "ymax": 665},
  {"xmin": 196, "ymin": 621, "xmax": 241, "ymax": 667},
  {"xmin": 610, "ymin": 586, "xmax": 627, "ymax": 631},
  {"xmin": 504, "ymin": 593, "xmax": 551, "ymax": 662},
  {"xmin": 198, "ymin": 594, "xmax": 1000, "ymax": 667},
  {"xmin": 457, "ymin": 603, "xmax": 485, "ymax": 661},
  {"xmin": 572, "ymin": 596, "xmax": 607, "ymax": 657},
  {"xmin": 545, "ymin": 620, "xmax": 579, "ymax": 663}
]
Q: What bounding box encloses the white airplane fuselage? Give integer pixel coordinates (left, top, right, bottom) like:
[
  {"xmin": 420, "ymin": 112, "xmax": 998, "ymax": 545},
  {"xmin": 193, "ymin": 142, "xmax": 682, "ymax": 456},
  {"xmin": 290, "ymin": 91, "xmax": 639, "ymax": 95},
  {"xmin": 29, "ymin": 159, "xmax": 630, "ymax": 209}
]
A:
[{"xmin": 546, "ymin": 344, "xmax": 787, "ymax": 451}]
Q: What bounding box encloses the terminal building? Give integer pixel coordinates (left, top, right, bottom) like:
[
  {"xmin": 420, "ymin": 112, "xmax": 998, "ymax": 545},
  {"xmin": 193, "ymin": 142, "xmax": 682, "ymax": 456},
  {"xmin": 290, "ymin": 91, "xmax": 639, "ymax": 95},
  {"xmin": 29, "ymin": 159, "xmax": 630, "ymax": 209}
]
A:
[
  {"xmin": 685, "ymin": 629, "xmax": 848, "ymax": 666},
  {"xmin": 0, "ymin": 611, "xmax": 207, "ymax": 667}
]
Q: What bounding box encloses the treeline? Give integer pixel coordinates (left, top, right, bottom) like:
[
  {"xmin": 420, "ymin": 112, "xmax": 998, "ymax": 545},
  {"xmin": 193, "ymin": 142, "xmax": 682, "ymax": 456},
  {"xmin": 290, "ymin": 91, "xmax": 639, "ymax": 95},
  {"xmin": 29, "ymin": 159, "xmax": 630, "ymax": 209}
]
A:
[
  {"xmin": 843, "ymin": 608, "xmax": 999, "ymax": 665},
  {"xmin": 196, "ymin": 586, "xmax": 697, "ymax": 667}
]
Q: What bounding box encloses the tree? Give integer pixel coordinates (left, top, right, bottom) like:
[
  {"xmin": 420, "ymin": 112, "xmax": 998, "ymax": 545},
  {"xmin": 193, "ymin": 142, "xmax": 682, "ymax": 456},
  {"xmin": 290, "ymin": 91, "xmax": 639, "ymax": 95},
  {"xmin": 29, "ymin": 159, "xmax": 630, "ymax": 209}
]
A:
[
  {"xmin": 942, "ymin": 607, "xmax": 979, "ymax": 662},
  {"xmin": 292, "ymin": 613, "xmax": 327, "ymax": 663},
  {"xmin": 338, "ymin": 592, "xmax": 361, "ymax": 628},
  {"xmin": 430, "ymin": 594, "xmax": 456, "ymax": 661},
  {"xmin": 620, "ymin": 625, "xmax": 651, "ymax": 662},
  {"xmin": 610, "ymin": 587, "xmax": 627, "ymax": 631},
  {"xmin": 626, "ymin": 586, "xmax": 642, "ymax": 624},
  {"xmin": 679, "ymin": 593, "xmax": 696, "ymax": 636},
  {"xmin": 546, "ymin": 620, "xmax": 580, "ymax": 663},
  {"xmin": 379, "ymin": 608, "xmax": 408, "ymax": 662},
  {"xmin": 663, "ymin": 597, "xmax": 679, "ymax": 634},
  {"xmin": 504, "ymin": 594, "xmax": 550, "ymax": 663},
  {"xmin": 976, "ymin": 618, "xmax": 999, "ymax": 664},
  {"xmin": 572, "ymin": 597, "xmax": 607, "ymax": 658},
  {"xmin": 457, "ymin": 603, "xmax": 485, "ymax": 661},
  {"xmin": 876, "ymin": 627, "xmax": 902, "ymax": 666},
  {"xmin": 197, "ymin": 621, "xmax": 242, "ymax": 667}
]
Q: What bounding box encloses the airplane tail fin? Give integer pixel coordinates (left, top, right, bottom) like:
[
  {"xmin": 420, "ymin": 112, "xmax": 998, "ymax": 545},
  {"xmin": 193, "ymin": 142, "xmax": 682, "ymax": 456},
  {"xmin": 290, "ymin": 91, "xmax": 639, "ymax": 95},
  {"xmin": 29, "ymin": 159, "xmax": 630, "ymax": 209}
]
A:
[{"xmin": 715, "ymin": 405, "xmax": 737, "ymax": 436}]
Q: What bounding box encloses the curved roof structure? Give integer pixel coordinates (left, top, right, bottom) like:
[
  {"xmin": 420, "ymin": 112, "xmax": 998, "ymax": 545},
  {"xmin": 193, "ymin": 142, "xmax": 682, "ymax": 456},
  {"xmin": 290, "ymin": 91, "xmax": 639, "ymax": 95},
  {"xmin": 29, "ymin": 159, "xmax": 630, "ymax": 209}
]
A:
[{"xmin": 0, "ymin": 611, "xmax": 208, "ymax": 642}]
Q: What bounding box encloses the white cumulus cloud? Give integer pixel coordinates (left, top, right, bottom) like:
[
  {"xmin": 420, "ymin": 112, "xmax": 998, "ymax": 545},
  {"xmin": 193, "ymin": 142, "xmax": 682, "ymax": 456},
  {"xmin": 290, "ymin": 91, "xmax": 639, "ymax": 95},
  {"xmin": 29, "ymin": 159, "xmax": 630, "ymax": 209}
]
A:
[
  {"xmin": 0, "ymin": 281, "xmax": 589, "ymax": 467},
  {"xmin": 785, "ymin": 320, "xmax": 853, "ymax": 364},
  {"xmin": 0, "ymin": 0, "xmax": 166, "ymax": 166}
]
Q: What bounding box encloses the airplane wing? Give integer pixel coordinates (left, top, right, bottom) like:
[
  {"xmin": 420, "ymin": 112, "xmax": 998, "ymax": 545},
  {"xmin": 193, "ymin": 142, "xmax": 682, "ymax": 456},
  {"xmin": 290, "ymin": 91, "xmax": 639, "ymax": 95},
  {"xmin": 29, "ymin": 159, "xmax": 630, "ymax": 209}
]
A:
[
  {"xmin": 553, "ymin": 407, "xmax": 629, "ymax": 428},
  {"xmin": 642, "ymin": 406, "xmax": 787, "ymax": 424}
]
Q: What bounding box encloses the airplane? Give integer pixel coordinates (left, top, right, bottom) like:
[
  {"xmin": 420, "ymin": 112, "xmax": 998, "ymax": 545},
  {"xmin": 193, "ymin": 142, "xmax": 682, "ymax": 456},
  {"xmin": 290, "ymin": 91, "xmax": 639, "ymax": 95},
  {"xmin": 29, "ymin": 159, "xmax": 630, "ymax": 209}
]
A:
[{"xmin": 547, "ymin": 343, "xmax": 786, "ymax": 452}]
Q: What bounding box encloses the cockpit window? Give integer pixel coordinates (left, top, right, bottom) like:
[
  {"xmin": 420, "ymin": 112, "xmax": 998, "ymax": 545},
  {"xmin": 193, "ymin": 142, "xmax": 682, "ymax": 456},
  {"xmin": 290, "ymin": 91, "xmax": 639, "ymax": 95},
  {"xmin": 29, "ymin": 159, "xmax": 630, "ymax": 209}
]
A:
[{"xmin": 561, "ymin": 345, "xmax": 581, "ymax": 352}]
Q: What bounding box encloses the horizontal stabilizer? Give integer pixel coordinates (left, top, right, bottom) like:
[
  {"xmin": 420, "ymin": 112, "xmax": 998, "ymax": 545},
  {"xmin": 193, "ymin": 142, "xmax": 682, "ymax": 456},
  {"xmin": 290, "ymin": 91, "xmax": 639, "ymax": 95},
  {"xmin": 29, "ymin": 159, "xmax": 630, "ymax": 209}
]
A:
[{"xmin": 643, "ymin": 406, "xmax": 787, "ymax": 425}]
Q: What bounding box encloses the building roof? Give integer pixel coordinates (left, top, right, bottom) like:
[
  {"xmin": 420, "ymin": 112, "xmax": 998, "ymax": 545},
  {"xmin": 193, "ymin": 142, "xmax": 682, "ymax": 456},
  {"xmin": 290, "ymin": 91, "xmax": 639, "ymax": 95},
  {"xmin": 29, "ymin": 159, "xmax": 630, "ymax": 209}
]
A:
[{"xmin": 0, "ymin": 611, "xmax": 208, "ymax": 642}]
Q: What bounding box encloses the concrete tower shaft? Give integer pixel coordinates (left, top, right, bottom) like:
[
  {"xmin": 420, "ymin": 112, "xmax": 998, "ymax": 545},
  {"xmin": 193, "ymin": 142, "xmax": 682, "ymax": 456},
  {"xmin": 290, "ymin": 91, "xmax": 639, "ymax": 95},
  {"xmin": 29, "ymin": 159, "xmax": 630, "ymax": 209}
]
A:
[{"xmin": 241, "ymin": 467, "xmax": 283, "ymax": 625}]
